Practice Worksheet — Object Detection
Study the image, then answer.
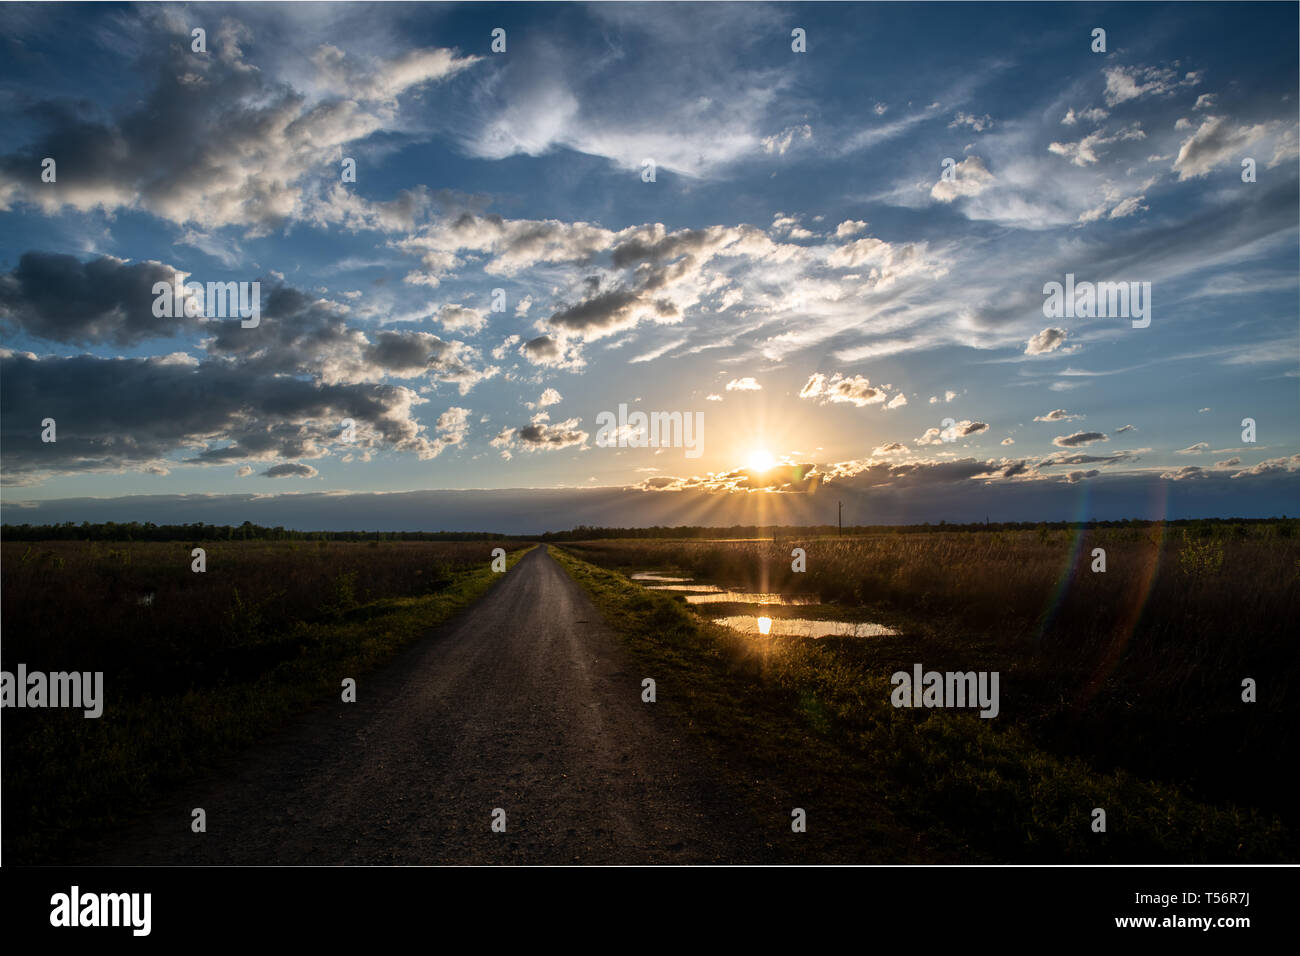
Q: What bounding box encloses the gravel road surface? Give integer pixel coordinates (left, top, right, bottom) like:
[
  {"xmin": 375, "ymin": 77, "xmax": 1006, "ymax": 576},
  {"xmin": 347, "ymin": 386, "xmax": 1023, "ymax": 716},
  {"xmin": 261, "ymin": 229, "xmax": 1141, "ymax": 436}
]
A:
[{"xmin": 96, "ymin": 546, "xmax": 773, "ymax": 864}]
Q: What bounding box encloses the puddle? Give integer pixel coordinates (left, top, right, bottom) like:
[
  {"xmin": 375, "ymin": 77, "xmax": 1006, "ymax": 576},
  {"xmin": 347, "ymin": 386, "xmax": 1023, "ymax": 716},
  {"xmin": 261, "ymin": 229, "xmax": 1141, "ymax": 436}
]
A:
[
  {"xmin": 643, "ymin": 584, "xmax": 724, "ymax": 593},
  {"xmin": 684, "ymin": 591, "xmax": 819, "ymax": 605},
  {"xmin": 635, "ymin": 573, "xmax": 818, "ymax": 605},
  {"xmin": 714, "ymin": 615, "xmax": 899, "ymax": 638}
]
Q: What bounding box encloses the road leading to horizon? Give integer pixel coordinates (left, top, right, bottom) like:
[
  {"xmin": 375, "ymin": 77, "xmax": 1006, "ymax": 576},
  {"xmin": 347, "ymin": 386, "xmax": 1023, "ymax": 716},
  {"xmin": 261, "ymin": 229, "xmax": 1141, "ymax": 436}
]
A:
[{"xmin": 97, "ymin": 545, "xmax": 773, "ymax": 864}]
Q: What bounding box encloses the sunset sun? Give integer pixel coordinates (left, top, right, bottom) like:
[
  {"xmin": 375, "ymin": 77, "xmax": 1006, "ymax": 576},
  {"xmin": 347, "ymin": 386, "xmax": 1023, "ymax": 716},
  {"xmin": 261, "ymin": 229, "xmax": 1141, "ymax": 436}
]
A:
[{"xmin": 745, "ymin": 449, "xmax": 776, "ymax": 472}]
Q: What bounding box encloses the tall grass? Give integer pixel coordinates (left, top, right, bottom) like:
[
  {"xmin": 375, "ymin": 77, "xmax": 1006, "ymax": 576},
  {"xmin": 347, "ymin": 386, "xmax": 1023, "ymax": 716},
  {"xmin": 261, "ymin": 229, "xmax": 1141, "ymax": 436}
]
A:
[
  {"xmin": 553, "ymin": 546, "xmax": 1291, "ymax": 862},
  {"xmin": 1, "ymin": 539, "xmax": 531, "ymax": 863},
  {"xmin": 564, "ymin": 527, "xmax": 1299, "ymax": 816}
]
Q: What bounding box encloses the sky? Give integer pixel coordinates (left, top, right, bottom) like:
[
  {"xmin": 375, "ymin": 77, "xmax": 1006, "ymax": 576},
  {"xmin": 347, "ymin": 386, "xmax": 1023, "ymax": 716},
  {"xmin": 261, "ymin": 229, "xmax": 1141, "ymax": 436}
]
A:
[{"xmin": 1, "ymin": 1, "xmax": 1297, "ymax": 532}]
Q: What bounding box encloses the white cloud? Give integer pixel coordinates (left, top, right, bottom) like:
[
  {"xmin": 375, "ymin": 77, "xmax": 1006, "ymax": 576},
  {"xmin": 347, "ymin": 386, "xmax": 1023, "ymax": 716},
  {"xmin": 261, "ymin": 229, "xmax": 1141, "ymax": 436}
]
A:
[
  {"xmin": 1025, "ymin": 328, "xmax": 1068, "ymax": 355},
  {"xmin": 931, "ymin": 155, "xmax": 995, "ymax": 202},
  {"xmin": 761, "ymin": 124, "xmax": 813, "ymax": 156}
]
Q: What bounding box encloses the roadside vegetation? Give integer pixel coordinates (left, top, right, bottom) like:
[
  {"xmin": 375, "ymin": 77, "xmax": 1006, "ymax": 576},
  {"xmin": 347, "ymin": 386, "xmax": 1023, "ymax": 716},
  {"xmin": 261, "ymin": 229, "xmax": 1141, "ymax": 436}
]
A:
[
  {"xmin": 553, "ymin": 524, "xmax": 1296, "ymax": 863},
  {"xmin": 2, "ymin": 539, "xmax": 532, "ymax": 863}
]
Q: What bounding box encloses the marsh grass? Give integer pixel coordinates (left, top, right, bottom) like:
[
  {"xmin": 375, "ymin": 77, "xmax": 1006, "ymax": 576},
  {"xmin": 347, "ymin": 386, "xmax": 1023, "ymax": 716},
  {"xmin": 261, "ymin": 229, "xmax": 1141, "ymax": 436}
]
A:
[
  {"xmin": 556, "ymin": 527, "xmax": 1296, "ymax": 860},
  {"xmin": 2, "ymin": 540, "xmax": 533, "ymax": 863}
]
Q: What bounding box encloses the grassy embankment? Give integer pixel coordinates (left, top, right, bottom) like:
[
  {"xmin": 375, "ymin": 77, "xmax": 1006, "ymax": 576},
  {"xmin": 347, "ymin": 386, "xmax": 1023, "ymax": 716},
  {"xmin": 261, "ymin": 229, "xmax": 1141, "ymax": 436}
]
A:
[
  {"xmin": 2, "ymin": 540, "xmax": 532, "ymax": 863},
  {"xmin": 551, "ymin": 527, "xmax": 1295, "ymax": 863}
]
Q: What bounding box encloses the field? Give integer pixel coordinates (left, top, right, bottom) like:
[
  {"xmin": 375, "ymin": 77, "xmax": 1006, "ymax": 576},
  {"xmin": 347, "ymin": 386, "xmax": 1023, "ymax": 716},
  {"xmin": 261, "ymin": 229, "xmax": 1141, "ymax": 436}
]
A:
[
  {"xmin": 1, "ymin": 538, "xmax": 531, "ymax": 863},
  {"xmin": 3, "ymin": 523, "xmax": 1295, "ymax": 864},
  {"xmin": 555, "ymin": 523, "xmax": 1299, "ymax": 861}
]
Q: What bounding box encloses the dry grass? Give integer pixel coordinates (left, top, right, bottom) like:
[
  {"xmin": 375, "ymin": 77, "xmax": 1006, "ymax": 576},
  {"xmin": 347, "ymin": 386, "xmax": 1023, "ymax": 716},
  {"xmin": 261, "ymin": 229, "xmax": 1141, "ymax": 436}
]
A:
[
  {"xmin": 563, "ymin": 526, "xmax": 1299, "ymax": 817},
  {"xmin": 1, "ymin": 539, "xmax": 531, "ymax": 862}
]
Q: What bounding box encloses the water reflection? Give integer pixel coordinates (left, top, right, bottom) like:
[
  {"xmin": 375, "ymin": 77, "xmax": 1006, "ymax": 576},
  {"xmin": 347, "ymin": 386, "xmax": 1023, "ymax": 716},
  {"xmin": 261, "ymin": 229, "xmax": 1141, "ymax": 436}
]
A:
[
  {"xmin": 683, "ymin": 591, "xmax": 819, "ymax": 605},
  {"xmin": 714, "ymin": 615, "xmax": 898, "ymax": 639},
  {"xmin": 643, "ymin": 584, "xmax": 725, "ymax": 593}
]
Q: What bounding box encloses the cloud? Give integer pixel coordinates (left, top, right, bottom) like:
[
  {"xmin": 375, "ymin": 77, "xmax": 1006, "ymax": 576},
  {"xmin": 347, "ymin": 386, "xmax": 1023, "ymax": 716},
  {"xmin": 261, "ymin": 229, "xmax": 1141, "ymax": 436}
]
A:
[
  {"xmin": 527, "ymin": 387, "xmax": 563, "ymax": 410},
  {"xmin": 0, "ymin": 252, "xmax": 195, "ymax": 346},
  {"xmin": 433, "ymin": 304, "xmax": 486, "ymax": 334},
  {"xmin": 427, "ymin": 406, "xmax": 472, "ymax": 457},
  {"xmin": 1161, "ymin": 465, "xmax": 1207, "ymax": 481},
  {"xmin": 1061, "ymin": 106, "xmax": 1109, "ymax": 125},
  {"xmin": 0, "ymin": 350, "xmax": 449, "ymax": 483},
  {"xmin": 1048, "ymin": 123, "xmax": 1146, "ymax": 166},
  {"xmin": 949, "ymin": 112, "xmax": 993, "ymax": 132},
  {"xmin": 1176, "ymin": 442, "xmax": 1210, "ymax": 455},
  {"xmin": 1053, "ymin": 431, "xmax": 1108, "ymax": 448},
  {"xmin": 1102, "ymin": 65, "xmax": 1197, "ymax": 107},
  {"xmin": 761, "ymin": 124, "xmax": 812, "ymax": 156},
  {"xmin": 491, "ymin": 417, "xmax": 588, "ymax": 453},
  {"xmin": 799, "ymin": 372, "xmax": 887, "ymax": 407},
  {"xmin": 725, "ymin": 377, "xmax": 761, "ymax": 392},
  {"xmin": 915, "ymin": 420, "xmax": 988, "ymax": 445},
  {"xmin": 1040, "ymin": 450, "xmax": 1142, "ymax": 467},
  {"xmin": 1231, "ymin": 454, "xmax": 1300, "ymax": 478},
  {"xmin": 931, "ymin": 155, "xmax": 994, "ymax": 202},
  {"xmin": 195, "ymin": 281, "xmax": 498, "ymax": 394},
  {"xmin": 1034, "ymin": 409, "xmax": 1081, "ymax": 422},
  {"xmin": 1116, "ymin": 424, "xmax": 1136, "ymax": 433},
  {"xmin": 0, "ymin": 23, "xmax": 479, "ymax": 231},
  {"xmin": 262, "ymin": 463, "xmax": 320, "ymax": 478},
  {"xmin": 458, "ymin": 7, "xmax": 792, "ymax": 178},
  {"xmin": 519, "ymin": 334, "xmax": 582, "ymax": 370},
  {"xmin": 1173, "ymin": 114, "xmax": 1272, "ymax": 180}
]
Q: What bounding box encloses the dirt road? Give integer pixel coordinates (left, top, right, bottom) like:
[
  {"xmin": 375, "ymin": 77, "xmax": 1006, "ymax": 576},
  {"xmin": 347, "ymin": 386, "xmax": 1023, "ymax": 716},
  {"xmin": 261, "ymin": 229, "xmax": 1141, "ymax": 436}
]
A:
[{"xmin": 96, "ymin": 546, "xmax": 772, "ymax": 864}]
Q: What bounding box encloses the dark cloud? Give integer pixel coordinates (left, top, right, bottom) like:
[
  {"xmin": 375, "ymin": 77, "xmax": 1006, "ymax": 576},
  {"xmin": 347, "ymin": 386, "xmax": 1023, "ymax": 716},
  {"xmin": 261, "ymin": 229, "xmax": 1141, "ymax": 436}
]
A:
[
  {"xmin": 262, "ymin": 463, "xmax": 319, "ymax": 478},
  {"xmin": 1053, "ymin": 431, "xmax": 1108, "ymax": 447},
  {"xmin": 0, "ymin": 19, "xmax": 477, "ymax": 231},
  {"xmin": 0, "ymin": 351, "xmax": 439, "ymax": 482},
  {"xmin": 0, "ymin": 252, "xmax": 190, "ymax": 345},
  {"xmin": 515, "ymin": 420, "xmax": 588, "ymax": 449},
  {"xmin": 548, "ymin": 288, "xmax": 642, "ymax": 334},
  {"xmin": 523, "ymin": 335, "xmax": 558, "ymax": 360},
  {"xmin": 1041, "ymin": 450, "xmax": 1138, "ymax": 466},
  {"xmin": 6, "ymin": 466, "xmax": 1299, "ymax": 534}
]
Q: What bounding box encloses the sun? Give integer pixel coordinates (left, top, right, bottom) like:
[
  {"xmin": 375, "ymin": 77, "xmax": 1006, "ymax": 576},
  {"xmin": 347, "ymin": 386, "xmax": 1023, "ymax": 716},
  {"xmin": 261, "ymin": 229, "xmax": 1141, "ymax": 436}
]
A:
[{"xmin": 746, "ymin": 448, "xmax": 776, "ymax": 472}]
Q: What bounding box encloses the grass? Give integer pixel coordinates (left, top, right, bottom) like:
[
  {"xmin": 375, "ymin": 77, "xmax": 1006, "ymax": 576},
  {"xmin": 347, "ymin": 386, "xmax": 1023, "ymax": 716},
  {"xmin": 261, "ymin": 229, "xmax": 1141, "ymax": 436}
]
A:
[
  {"xmin": 561, "ymin": 527, "xmax": 1299, "ymax": 815},
  {"xmin": 2, "ymin": 540, "xmax": 533, "ymax": 864},
  {"xmin": 551, "ymin": 537, "xmax": 1294, "ymax": 863}
]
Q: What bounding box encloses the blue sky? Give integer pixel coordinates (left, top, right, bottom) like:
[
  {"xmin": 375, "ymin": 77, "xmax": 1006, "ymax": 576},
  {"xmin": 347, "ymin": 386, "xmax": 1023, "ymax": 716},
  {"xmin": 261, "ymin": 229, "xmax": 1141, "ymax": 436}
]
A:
[{"xmin": 1, "ymin": 2, "xmax": 1297, "ymax": 530}]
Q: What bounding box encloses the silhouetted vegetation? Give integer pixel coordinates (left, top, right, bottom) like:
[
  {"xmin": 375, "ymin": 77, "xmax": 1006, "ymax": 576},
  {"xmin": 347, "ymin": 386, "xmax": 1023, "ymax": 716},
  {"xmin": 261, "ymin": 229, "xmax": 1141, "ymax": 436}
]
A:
[
  {"xmin": 557, "ymin": 522, "xmax": 1298, "ymax": 859},
  {"xmin": 538, "ymin": 516, "xmax": 1296, "ymax": 541},
  {"xmin": 2, "ymin": 521, "xmax": 514, "ymax": 542},
  {"xmin": 2, "ymin": 539, "xmax": 531, "ymax": 863}
]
